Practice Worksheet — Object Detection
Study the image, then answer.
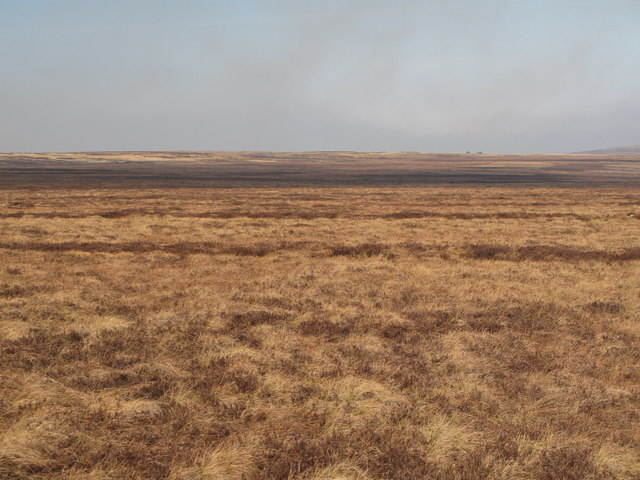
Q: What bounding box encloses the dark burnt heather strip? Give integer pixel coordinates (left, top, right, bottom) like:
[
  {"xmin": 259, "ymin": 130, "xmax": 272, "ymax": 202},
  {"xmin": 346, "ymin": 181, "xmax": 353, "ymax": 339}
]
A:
[
  {"xmin": 0, "ymin": 210, "xmax": 601, "ymax": 220},
  {"xmin": 404, "ymin": 243, "xmax": 640, "ymax": 261},
  {"xmin": 466, "ymin": 244, "xmax": 640, "ymax": 262},
  {"xmin": 0, "ymin": 210, "xmax": 343, "ymax": 220},
  {"xmin": 1, "ymin": 240, "xmax": 639, "ymax": 261},
  {"xmin": 0, "ymin": 241, "xmax": 305, "ymax": 256},
  {"xmin": 381, "ymin": 211, "xmax": 593, "ymax": 220}
]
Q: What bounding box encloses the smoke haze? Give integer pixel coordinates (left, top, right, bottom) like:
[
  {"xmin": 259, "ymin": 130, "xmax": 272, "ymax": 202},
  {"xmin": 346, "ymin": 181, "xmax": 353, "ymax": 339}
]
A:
[{"xmin": 1, "ymin": 0, "xmax": 638, "ymax": 153}]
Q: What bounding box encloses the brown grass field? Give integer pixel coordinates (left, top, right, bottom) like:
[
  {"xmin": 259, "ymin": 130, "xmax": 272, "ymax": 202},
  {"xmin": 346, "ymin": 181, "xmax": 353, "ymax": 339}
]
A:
[{"xmin": 1, "ymin": 152, "xmax": 639, "ymax": 479}]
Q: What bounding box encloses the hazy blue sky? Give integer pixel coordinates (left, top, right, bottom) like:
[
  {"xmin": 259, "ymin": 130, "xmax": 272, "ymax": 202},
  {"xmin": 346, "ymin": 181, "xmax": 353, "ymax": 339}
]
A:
[{"xmin": 1, "ymin": 0, "xmax": 638, "ymax": 153}]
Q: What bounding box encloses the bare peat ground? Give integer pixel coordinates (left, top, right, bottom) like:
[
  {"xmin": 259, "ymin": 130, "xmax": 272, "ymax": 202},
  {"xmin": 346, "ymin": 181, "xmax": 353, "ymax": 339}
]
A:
[{"xmin": 1, "ymin": 152, "xmax": 639, "ymax": 479}]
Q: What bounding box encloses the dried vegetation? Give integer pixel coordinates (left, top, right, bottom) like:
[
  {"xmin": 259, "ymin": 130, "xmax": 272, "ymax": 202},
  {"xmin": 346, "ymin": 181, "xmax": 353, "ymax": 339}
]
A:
[{"xmin": 1, "ymin": 184, "xmax": 639, "ymax": 479}]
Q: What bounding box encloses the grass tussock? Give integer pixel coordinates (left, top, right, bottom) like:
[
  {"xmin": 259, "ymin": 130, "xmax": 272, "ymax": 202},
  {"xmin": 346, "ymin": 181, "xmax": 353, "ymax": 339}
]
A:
[{"xmin": 1, "ymin": 185, "xmax": 639, "ymax": 479}]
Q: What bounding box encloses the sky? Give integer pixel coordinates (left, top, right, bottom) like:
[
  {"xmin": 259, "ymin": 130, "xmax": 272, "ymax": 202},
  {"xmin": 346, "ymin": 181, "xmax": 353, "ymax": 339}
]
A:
[{"xmin": 1, "ymin": 0, "xmax": 639, "ymax": 153}]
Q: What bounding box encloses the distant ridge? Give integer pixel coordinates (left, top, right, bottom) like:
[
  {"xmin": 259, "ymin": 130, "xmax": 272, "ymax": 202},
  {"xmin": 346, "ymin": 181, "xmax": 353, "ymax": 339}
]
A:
[{"xmin": 573, "ymin": 145, "xmax": 640, "ymax": 155}]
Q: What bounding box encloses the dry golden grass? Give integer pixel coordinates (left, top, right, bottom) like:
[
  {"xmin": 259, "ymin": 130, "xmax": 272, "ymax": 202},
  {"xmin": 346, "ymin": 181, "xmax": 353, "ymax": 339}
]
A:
[{"xmin": 1, "ymin": 182, "xmax": 639, "ymax": 479}]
